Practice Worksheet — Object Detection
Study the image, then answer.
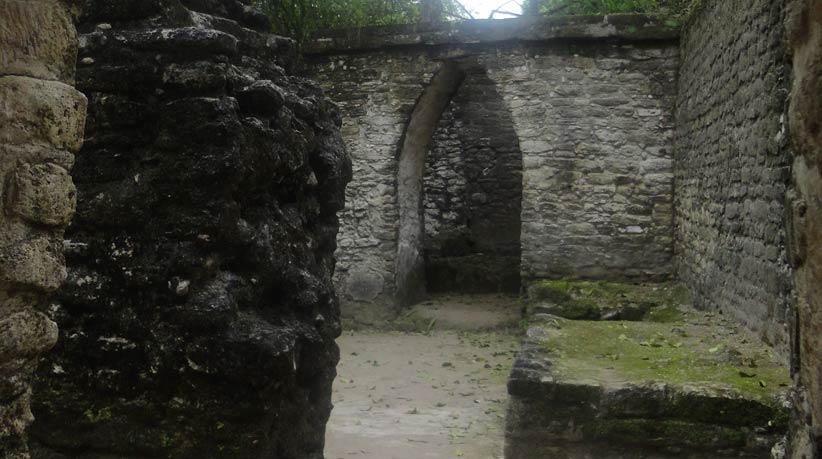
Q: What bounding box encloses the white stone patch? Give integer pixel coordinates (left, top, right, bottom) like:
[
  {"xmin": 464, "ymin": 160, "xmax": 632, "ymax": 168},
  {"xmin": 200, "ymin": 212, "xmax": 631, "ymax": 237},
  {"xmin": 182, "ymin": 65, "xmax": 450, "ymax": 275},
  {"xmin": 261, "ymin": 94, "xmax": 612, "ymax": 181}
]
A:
[
  {"xmin": 623, "ymin": 226, "xmax": 645, "ymax": 234},
  {"xmin": 98, "ymin": 336, "xmax": 137, "ymax": 349}
]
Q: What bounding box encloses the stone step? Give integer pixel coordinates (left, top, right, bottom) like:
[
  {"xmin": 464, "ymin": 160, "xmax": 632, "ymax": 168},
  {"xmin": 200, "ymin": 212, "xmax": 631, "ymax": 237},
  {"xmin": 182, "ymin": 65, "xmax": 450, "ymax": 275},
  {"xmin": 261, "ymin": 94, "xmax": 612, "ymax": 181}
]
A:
[{"xmin": 505, "ymin": 282, "xmax": 790, "ymax": 459}]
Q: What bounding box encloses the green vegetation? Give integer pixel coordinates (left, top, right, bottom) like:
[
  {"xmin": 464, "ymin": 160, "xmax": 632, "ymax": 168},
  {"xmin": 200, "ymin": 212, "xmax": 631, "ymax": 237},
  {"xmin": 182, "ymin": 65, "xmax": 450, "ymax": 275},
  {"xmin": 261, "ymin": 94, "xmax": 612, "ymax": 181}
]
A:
[
  {"xmin": 256, "ymin": 0, "xmax": 698, "ymax": 41},
  {"xmin": 520, "ymin": 0, "xmax": 695, "ymax": 17},
  {"xmin": 528, "ymin": 280, "xmax": 689, "ymax": 322},
  {"xmin": 254, "ymin": 0, "xmax": 472, "ymax": 41},
  {"xmin": 540, "ymin": 319, "xmax": 791, "ymax": 400}
]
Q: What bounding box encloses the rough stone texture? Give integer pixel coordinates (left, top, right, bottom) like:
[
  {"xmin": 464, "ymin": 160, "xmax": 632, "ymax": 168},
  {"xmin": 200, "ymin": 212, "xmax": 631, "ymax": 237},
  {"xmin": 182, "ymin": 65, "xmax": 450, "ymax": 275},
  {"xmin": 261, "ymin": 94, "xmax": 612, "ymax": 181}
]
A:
[
  {"xmin": 505, "ymin": 310, "xmax": 791, "ymax": 459},
  {"xmin": 309, "ymin": 51, "xmax": 440, "ymax": 316},
  {"xmin": 303, "ymin": 15, "xmax": 682, "ymax": 54},
  {"xmin": 0, "ymin": 1, "xmax": 85, "ymax": 457},
  {"xmin": 27, "ymin": 1, "xmax": 350, "ymax": 458},
  {"xmin": 423, "ymin": 66, "xmax": 523, "ymax": 294},
  {"xmin": 675, "ymin": 0, "xmax": 793, "ymax": 353},
  {"xmin": 306, "ymin": 20, "xmax": 679, "ymax": 312},
  {"xmin": 784, "ymin": 0, "xmax": 822, "ymax": 457},
  {"xmin": 395, "ymin": 62, "xmax": 464, "ymax": 307},
  {"xmin": 0, "ymin": 0, "xmax": 79, "ymax": 82},
  {"xmin": 495, "ymin": 42, "xmax": 678, "ymax": 284}
]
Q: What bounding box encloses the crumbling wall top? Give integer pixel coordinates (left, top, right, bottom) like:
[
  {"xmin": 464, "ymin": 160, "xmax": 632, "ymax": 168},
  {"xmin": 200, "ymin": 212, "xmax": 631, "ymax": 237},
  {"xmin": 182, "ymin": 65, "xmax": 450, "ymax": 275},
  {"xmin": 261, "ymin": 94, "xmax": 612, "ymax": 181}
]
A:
[{"xmin": 304, "ymin": 14, "xmax": 681, "ymax": 54}]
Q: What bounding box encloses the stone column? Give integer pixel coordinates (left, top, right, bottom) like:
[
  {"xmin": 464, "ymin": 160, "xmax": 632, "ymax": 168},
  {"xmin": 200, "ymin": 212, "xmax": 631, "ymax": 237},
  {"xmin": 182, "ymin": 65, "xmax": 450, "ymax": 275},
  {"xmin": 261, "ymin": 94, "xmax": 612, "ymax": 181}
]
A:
[
  {"xmin": 785, "ymin": 0, "xmax": 822, "ymax": 457},
  {"xmin": 0, "ymin": 1, "xmax": 86, "ymax": 457}
]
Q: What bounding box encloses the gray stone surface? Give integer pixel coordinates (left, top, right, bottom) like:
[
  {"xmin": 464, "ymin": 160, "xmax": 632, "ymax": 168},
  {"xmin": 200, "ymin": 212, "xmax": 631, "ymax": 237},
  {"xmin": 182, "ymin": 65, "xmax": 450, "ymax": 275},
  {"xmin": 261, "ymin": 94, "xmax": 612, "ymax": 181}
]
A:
[
  {"xmin": 423, "ymin": 66, "xmax": 523, "ymax": 293},
  {"xmin": 505, "ymin": 312, "xmax": 790, "ymax": 459},
  {"xmin": 0, "ymin": 1, "xmax": 85, "ymax": 457},
  {"xmin": 308, "ymin": 52, "xmax": 441, "ymax": 311},
  {"xmin": 492, "ymin": 42, "xmax": 678, "ymax": 284},
  {"xmin": 675, "ymin": 0, "xmax": 793, "ymax": 353},
  {"xmin": 304, "ymin": 15, "xmax": 681, "ymax": 54},
  {"xmin": 306, "ymin": 24, "xmax": 679, "ymax": 311},
  {"xmin": 784, "ymin": 0, "xmax": 822, "ymax": 456},
  {"xmin": 26, "ymin": 1, "xmax": 351, "ymax": 458}
]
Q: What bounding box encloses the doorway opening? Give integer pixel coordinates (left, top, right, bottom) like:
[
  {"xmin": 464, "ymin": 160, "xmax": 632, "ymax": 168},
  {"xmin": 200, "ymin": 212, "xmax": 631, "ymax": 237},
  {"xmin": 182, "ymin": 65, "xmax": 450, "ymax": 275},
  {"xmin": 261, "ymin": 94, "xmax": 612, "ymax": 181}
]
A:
[{"xmin": 395, "ymin": 61, "xmax": 523, "ymax": 307}]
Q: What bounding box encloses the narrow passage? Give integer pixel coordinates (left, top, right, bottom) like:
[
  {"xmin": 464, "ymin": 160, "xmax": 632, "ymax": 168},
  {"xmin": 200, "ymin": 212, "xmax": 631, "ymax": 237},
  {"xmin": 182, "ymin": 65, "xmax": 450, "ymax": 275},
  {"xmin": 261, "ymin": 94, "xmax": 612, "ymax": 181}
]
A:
[{"xmin": 325, "ymin": 295, "xmax": 521, "ymax": 459}]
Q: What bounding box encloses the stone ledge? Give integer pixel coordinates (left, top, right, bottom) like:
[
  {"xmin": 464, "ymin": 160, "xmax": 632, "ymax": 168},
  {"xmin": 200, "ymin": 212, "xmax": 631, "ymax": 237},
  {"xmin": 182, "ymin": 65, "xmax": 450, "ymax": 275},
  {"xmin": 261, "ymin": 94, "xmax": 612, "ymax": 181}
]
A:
[
  {"xmin": 304, "ymin": 15, "xmax": 681, "ymax": 54},
  {"xmin": 505, "ymin": 282, "xmax": 790, "ymax": 459}
]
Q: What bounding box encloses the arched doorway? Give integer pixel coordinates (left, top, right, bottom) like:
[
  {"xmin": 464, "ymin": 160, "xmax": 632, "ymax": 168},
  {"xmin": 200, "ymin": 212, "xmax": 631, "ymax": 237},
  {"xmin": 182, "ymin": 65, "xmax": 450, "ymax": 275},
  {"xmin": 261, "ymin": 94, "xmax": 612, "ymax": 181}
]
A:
[{"xmin": 395, "ymin": 60, "xmax": 523, "ymax": 307}]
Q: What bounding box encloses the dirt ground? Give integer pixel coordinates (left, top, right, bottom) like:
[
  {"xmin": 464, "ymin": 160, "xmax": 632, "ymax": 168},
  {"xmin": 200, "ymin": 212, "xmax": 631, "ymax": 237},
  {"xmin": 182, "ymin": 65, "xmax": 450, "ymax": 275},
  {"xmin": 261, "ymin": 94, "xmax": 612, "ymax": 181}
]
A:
[{"xmin": 325, "ymin": 294, "xmax": 521, "ymax": 459}]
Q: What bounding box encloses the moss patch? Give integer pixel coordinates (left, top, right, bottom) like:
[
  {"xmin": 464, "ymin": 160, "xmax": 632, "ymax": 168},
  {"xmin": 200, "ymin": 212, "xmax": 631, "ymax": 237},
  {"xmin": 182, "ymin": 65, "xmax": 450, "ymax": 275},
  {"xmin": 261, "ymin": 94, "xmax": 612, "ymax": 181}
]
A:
[
  {"xmin": 529, "ymin": 281, "xmax": 689, "ymax": 322},
  {"xmin": 540, "ymin": 318, "xmax": 790, "ymax": 401}
]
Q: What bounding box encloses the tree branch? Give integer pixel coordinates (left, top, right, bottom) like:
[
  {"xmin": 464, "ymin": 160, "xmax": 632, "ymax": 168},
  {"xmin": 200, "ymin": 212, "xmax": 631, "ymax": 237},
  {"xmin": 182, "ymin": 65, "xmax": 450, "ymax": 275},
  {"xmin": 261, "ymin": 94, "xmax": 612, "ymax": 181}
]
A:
[
  {"xmin": 452, "ymin": 0, "xmax": 475, "ymax": 19},
  {"xmin": 486, "ymin": 0, "xmax": 520, "ymax": 18}
]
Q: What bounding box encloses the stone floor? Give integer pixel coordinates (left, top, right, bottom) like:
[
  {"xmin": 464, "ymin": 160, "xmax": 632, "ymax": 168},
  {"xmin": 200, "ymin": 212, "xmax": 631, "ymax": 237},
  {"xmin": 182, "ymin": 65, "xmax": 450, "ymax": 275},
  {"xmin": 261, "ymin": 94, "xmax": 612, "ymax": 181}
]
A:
[{"xmin": 325, "ymin": 294, "xmax": 521, "ymax": 459}]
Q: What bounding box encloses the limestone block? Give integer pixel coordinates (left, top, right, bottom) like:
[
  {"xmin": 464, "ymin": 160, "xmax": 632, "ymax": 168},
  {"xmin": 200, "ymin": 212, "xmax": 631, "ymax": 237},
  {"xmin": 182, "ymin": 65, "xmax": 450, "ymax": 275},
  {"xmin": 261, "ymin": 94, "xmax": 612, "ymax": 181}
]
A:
[
  {"xmin": 0, "ymin": 0, "xmax": 78, "ymax": 82},
  {"xmin": 0, "ymin": 226, "xmax": 66, "ymax": 291},
  {"xmin": 7, "ymin": 163, "xmax": 76, "ymax": 227},
  {"xmin": 0, "ymin": 76, "xmax": 87, "ymax": 151},
  {"xmin": 0, "ymin": 388, "xmax": 33, "ymax": 441},
  {"xmin": 0, "ymin": 145, "xmax": 75, "ymax": 171},
  {"xmin": 0, "ymin": 311, "xmax": 58, "ymax": 365}
]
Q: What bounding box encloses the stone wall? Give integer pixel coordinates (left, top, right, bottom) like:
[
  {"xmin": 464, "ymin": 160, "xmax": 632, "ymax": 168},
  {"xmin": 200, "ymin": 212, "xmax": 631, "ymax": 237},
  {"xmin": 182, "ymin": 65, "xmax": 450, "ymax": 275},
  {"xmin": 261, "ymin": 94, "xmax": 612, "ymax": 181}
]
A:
[
  {"xmin": 0, "ymin": 1, "xmax": 86, "ymax": 457},
  {"xmin": 785, "ymin": 0, "xmax": 822, "ymax": 456},
  {"xmin": 28, "ymin": 1, "xmax": 350, "ymax": 458},
  {"xmin": 423, "ymin": 66, "xmax": 523, "ymax": 293},
  {"xmin": 424, "ymin": 110, "xmax": 466, "ymax": 249},
  {"xmin": 306, "ymin": 17, "xmax": 679, "ymax": 311},
  {"xmin": 675, "ymin": 0, "xmax": 793, "ymax": 351},
  {"xmin": 308, "ymin": 51, "xmax": 440, "ymax": 315},
  {"xmin": 492, "ymin": 41, "xmax": 678, "ymax": 283}
]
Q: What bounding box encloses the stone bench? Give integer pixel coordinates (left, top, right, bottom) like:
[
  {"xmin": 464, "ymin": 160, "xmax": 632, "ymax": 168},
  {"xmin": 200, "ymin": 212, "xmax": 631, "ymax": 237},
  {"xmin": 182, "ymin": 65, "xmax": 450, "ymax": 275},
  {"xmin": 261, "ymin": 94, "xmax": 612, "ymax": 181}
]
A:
[{"xmin": 504, "ymin": 281, "xmax": 790, "ymax": 459}]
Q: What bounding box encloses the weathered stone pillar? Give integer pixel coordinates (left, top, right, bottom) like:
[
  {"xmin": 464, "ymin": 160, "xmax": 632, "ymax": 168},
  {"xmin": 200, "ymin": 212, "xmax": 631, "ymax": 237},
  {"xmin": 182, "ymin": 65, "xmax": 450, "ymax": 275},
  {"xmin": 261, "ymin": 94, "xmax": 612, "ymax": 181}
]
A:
[
  {"xmin": 0, "ymin": 1, "xmax": 86, "ymax": 457},
  {"xmin": 27, "ymin": 1, "xmax": 350, "ymax": 457},
  {"xmin": 785, "ymin": 1, "xmax": 822, "ymax": 457},
  {"xmin": 395, "ymin": 63, "xmax": 464, "ymax": 307}
]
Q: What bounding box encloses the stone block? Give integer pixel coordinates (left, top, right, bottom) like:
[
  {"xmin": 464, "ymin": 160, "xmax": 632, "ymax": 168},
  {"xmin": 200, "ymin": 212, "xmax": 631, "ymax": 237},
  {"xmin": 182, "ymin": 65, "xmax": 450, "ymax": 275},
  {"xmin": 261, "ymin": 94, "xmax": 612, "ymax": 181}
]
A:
[
  {"xmin": 505, "ymin": 302, "xmax": 790, "ymax": 459},
  {"xmin": 0, "ymin": 0, "xmax": 78, "ymax": 82},
  {"xmin": 0, "ymin": 226, "xmax": 66, "ymax": 292},
  {"xmin": 7, "ymin": 163, "xmax": 76, "ymax": 227},
  {"xmin": 0, "ymin": 311, "xmax": 58, "ymax": 365},
  {"xmin": 0, "ymin": 76, "xmax": 87, "ymax": 151}
]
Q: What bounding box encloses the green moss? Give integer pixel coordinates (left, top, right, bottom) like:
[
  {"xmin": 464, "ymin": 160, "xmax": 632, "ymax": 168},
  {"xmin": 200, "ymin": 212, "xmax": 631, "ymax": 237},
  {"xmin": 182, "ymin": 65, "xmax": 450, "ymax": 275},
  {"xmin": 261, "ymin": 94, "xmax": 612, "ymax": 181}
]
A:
[
  {"xmin": 529, "ymin": 280, "xmax": 689, "ymax": 322},
  {"xmin": 664, "ymin": 18, "xmax": 681, "ymax": 29},
  {"xmin": 541, "ymin": 320, "xmax": 790, "ymax": 401},
  {"xmin": 544, "ymin": 299, "xmax": 601, "ymax": 320},
  {"xmin": 84, "ymin": 406, "xmax": 114, "ymax": 423},
  {"xmin": 645, "ymin": 305, "xmax": 683, "ymax": 323}
]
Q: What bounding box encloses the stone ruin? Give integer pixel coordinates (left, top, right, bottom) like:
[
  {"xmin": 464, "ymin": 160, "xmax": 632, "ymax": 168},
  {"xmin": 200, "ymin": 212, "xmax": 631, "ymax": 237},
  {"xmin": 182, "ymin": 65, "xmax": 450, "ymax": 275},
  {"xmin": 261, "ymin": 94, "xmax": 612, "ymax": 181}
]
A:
[
  {"xmin": 1, "ymin": 0, "xmax": 86, "ymax": 457},
  {"xmin": 0, "ymin": 0, "xmax": 821, "ymax": 458},
  {"xmin": 2, "ymin": 0, "xmax": 350, "ymax": 457}
]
